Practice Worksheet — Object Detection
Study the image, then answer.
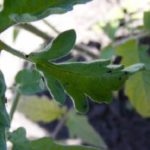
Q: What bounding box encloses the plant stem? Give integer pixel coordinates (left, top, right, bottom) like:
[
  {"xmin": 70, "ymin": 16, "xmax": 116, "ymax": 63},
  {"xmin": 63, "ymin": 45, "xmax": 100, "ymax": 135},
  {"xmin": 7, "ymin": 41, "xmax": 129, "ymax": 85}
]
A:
[
  {"xmin": 0, "ymin": 40, "xmax": 30, "ymax": 121},
  {"xmin": 51, "ymin": 112, "xmax": 68, "ymax": 139},
  {"xmin": 0, "ymin": 40, "xmax": 29, "ymax": 61},
  {"xmin": 17, "ymin": 23, "xmax": 51, "ymax": 41},
  {"xmin": 9, "ymin": 91, "xmax": 20, "ymax": 121},
  {"xmin": 43, "ymin": 20, "xmax": 60, "ymax": 34}
]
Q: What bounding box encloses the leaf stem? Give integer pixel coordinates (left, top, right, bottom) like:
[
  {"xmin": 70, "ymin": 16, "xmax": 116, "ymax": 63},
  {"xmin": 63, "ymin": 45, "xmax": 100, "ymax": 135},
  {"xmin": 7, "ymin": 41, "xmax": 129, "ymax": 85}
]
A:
[
  {"xmin": 9, "ymin": 91, "xmax": 20, "ymax": 122},
  {"xmin": 43, "ymin": 20, "xmax": 60, "ymax": 34},
  {"xmin": 17, "ymin": 23, "xmax": 51, "ymax": 41},
  {"xmin": 51, "ymin": 109, "xmax": 69, "ymax": 139},
  {"xmin": 0, "ymin": 40, "xmax": 29, "ymax": 61}
]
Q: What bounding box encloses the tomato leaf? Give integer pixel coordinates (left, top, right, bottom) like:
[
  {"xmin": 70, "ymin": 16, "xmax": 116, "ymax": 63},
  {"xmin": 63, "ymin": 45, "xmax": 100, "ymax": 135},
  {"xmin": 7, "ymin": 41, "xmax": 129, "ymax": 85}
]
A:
[
  {"xmin": 8, "ymin": 127, "xmax": 31, "ymax": 150},
  {"xmin": 30, "ymin": 30, "xmax": 76, "ymax": 62},
  {"xmin": 0, "ymin": 0, "xmax": 91, "ymax": 33},
  {"xmin": 44, "ymin": 73, "xmax": 66, "ymax": 104},
  {"xmin": 15, "ymin": 68, "xmax": 45, "ymax": 95},
  {"xmin": 30, "ymin": 137, "xmax": 99, "ymax": 150},
  {"xmin": 35, "ymin": 60, "xmax": 144, "ymax": 113},
  {"xmin": 29, "ymin": 30, "xmax": 144, "ymax": 113},
  {"xmin": 9, "ymin": 129, "xmax": 99, "ymax": 150}
]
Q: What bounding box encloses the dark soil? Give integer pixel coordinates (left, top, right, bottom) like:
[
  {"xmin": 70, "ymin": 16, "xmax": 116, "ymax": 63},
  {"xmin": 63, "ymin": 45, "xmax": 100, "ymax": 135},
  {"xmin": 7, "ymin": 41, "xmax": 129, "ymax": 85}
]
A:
[{"xmin": 88, "ymin": 90, "xmax": 150, "ymax": 150}]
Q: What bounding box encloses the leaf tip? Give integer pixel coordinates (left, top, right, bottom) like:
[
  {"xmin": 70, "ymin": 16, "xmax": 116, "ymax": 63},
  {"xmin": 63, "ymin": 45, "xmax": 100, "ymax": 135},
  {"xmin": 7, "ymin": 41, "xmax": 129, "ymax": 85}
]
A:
[{"xmin": 123, "ymin": 63, "xmax": 145, "ymax": 74}]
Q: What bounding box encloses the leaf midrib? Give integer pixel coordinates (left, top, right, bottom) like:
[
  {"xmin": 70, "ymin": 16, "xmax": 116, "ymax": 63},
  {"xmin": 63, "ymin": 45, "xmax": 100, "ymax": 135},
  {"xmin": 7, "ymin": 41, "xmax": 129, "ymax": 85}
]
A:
[{"xmin": 38, "ymin": 61, "xmax": 103, "ymax": 79}]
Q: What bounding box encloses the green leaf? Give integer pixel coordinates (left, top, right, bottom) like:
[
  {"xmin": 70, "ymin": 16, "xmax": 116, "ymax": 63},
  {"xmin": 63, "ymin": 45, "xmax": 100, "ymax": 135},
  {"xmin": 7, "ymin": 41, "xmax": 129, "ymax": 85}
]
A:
[
  {"xmin": 44, "ymin": 73, "xmax": 66, "ymax": 104},
  {"xmin": 144, "ymin": 11, "xmax": 150, "ymax": 30},
  {"xmin": 0, "ymin": 0, "xmax": 91, "ymax": 33},
  {"xmin": 8, "ymin": 128, "xmax": 99, "ymax": 150},
  {"xmin": 100, "ymin": 45, "xmax": 114, "ymax": 59},
  {"xmin": 29, "ymin": 30, "xmax": 76, "ymax": 62},
  {"xmin": 0, "ymin": 71, "xmax": 10, "ymax": 150},
  {"xmin": 66, "ymin": 111, "xmax": 107, "ymax": 148},
  {"xmin": 8, "ymin": 127, "xmax": 31, "ymax": 150},
  {"xmin": 15, "ymin": 68, "xmax": 45, "ymax": 95},
  {"xmin": 30, "ymin": 137, "xmax": 99, "ymax": 150},
  {"xmin": 17, "ymin": 96, "xmax": 66, "ymax": 122},
  {"xmin": 0, "ymin": 127, "xmax": 7, "ymax": 150},
  {"xmin": 0, "ymin": 71, "xmax": 6, "ymax": 98},
  {"xmin": 115, "ymin": 39, "xmax": 150, "ymax": 117},
  {"xmin": 102, "ymin": 22, "xmax": 118, "ymax": 40},
  {"xmin": 12, "ymin": 27, "xmax": 21, "ymax": 42},
  {"xmin": 29, "ymin": 30, "xmax": 76, "ymax": 103},
  {"xmin": 34, "ymin": 59, "xmax": 144, "ymax": 113}
]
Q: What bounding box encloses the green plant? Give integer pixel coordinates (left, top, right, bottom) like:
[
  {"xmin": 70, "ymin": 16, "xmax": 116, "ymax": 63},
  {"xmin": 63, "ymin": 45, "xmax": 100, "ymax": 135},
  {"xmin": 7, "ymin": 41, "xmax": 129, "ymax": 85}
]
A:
[{"xmin": 0, "ymin": 0, "xmax": 148, "ymax": 150}]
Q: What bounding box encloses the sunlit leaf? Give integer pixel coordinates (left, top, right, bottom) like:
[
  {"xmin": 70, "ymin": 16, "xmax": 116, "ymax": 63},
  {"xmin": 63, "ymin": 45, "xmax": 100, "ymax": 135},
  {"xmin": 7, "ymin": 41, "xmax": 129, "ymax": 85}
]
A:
[
  {"xmin": 144, "ymin": 11, "xmax": 150, "ymax": 30},
  {"xmin": 18, "ymin": 96, "xmax": 66, "ymax": 122},
  {"xmin": 115, "ymin": 39, "xmax": 150, "ymax": 117}
]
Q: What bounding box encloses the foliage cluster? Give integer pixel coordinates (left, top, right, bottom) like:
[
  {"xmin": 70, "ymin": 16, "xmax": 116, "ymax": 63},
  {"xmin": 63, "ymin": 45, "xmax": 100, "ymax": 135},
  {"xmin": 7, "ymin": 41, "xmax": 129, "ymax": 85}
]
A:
[{"xmin": 0, "ymin": 0, "xmax": 150, "ymax": 150}]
